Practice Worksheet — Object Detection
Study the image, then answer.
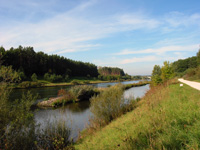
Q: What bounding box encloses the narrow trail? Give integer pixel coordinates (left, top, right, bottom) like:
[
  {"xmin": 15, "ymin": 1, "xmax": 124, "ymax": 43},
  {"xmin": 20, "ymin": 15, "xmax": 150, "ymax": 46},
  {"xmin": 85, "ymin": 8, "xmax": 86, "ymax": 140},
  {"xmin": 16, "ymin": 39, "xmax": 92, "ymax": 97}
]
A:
[{"xmin": 178, "ymin": 78, "xmax": 200, "ymax": 91}]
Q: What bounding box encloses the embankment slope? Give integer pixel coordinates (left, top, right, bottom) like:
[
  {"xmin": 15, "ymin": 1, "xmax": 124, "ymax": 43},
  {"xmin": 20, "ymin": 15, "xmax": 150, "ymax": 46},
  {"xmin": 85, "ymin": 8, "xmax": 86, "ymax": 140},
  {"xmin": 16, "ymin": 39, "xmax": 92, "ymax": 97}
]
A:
[{"xmin": 75, "ymin": 80, "xmax": 200, "ymax": 149}]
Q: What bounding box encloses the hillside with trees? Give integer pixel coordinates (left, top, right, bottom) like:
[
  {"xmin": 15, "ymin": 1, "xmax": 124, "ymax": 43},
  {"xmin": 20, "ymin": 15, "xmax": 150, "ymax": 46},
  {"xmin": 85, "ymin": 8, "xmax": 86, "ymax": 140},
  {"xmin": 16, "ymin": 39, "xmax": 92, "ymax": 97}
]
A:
[
  {"xmin": 98, "ymin": 67, "xmax": 125, "ymax": 76},
  {"xmin": 97, "ymin": 66, "xmax": 132, "ymax": 80},
  {"xmin": 172, "ymin": 50, "xmax": 200, "ymax": 80},
  {"xmin": 151, "ymin": 49, "xmax": 200, "ymax": 86}
]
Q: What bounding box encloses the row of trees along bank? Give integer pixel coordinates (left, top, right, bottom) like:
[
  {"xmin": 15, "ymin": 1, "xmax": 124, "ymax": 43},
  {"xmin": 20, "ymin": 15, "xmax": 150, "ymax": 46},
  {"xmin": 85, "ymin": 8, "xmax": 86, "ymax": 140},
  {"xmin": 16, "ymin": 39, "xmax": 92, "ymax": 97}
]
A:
[
  {"xmin": 0, "ymin": 46, "xmax": 98, "ymax": 81},
  {"xmin": 0, "ymin": 46, "xmax": 135, "ymax": 83},
  {"xmin": 151, "ymin": 49, "xmax": 200, "ymax": 86}
]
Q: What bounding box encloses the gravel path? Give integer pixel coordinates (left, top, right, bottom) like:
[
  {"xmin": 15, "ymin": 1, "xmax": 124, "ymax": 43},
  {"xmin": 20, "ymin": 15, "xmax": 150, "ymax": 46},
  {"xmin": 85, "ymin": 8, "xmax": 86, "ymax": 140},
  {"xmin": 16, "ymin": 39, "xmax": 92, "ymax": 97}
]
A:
[{"xmin": 178, "ymin": 78, "xmax": 200, "ymax": 91}]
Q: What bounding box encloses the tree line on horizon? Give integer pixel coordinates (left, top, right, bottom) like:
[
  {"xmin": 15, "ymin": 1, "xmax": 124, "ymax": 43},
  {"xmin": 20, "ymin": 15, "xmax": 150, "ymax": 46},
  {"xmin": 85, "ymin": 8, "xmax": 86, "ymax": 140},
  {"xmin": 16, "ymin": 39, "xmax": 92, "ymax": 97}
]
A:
[
  {"xmin": 0, "ymin": 46, "xmax": 131, "ymax": 83},
  {"xmin": 0, "ymin": 46, "xmax": 98, "ymax": 80}
]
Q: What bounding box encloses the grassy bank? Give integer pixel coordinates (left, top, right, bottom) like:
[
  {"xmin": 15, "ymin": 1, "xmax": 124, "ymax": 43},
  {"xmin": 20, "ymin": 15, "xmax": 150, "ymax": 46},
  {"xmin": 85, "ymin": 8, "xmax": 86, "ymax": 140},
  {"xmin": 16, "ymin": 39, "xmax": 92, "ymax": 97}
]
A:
[
  {"xmin": 194, "ymin": 79, "xmax": 200, "ymax": 82},
  {"xmin": 124, "ymin": 81, "xmax": 150, "ymax": 90},
  {"xmin": 10, "ymin": 77, "xmax": 137, "ymax": 89},
  {"xmin": 10, "ymin": 78, "xmax": 109, "ymax": 89},
  {"xmin": 75, "ymin": 79, "xmax": 200, "ymax": 149}
]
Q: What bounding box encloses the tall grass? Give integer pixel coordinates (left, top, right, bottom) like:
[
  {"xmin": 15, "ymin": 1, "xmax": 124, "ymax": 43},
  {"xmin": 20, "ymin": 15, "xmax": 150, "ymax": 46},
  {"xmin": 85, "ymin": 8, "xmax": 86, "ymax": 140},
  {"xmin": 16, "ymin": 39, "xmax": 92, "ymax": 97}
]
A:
[
  {"xmin": 75, "ymin": 79, "xmax": 200, "ymax": 149},
  {"xmin": 35, "ymin": 121, "xmax": 73, "ymax": 150},
  {"xmin": 0, "ymin": 86, "xmax": 74, "ymax": 149},
  {"xmin": 123, "ymin": 81, "xmax": 150, "ymax": 90}
]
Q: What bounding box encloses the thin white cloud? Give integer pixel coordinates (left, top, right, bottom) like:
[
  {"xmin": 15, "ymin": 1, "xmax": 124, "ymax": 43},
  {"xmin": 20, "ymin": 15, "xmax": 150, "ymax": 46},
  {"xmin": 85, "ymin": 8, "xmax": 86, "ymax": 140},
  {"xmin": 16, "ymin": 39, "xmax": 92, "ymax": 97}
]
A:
[
  {"xmin": 164, "ymin": 12, "xmax": 200, "ymax": 28},
  {"xmin": 0, "ymin": 1, "xmax": 166, "ymax": 54},
  {"xmin": 57, "ymin": 44, "xmax": 101, "ymax": 54},
  {"xmin": 120, "ymin": 56, "xmax": 158, "ymax": 64},
  {"xmin": 1, "ymin": 0, "xmax": 200, "ymax": 57},
  {"xmin": 115, "ymin": 44, "xmax": 198, "ymax": 55},
  {"xmin": 116, "ymin": 13, "xmax": 161, "ymax": 30}
]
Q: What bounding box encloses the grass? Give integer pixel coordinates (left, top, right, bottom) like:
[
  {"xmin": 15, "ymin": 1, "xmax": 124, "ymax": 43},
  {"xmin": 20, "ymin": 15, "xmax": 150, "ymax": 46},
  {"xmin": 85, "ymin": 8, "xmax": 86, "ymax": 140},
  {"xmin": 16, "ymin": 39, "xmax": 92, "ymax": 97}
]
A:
[
  {"xmin": 124, "ymin": 81, "xmax": 150, "ymax": 90},
  {"xmin": 194, "ymin": 79, "xmax": 200, "ymax": 83},
  {"xmin": 75, "ymin": 79, "xmax": 200, "ymax": 149},
  {"xmin": 11, "ymin": 77, "xmax": 110, "ymax": 89},
  {"xmin": 10, "ymin": 76, "xmax": 145, "ymax": 89}
]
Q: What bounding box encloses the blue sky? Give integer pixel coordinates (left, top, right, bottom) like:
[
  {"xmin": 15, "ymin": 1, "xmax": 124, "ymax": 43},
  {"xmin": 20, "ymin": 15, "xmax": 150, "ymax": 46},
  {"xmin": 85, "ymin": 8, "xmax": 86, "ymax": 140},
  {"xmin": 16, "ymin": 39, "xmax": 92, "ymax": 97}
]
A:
[{"xmin": 0, "ymin": 0, "xmax": 200, "ymax": 75}]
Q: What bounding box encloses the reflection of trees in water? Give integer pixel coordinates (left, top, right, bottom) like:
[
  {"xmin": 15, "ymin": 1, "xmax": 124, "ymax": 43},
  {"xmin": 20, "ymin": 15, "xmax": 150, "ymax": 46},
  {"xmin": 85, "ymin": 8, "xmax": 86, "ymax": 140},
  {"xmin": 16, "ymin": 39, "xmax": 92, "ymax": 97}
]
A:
[
  {"xmin": 10, "ymin": 85, "xmax": 72, "ymax": 101},
  {"xmin": 59, "ymin": 101, "xmax": 90, "ymax": 113}
]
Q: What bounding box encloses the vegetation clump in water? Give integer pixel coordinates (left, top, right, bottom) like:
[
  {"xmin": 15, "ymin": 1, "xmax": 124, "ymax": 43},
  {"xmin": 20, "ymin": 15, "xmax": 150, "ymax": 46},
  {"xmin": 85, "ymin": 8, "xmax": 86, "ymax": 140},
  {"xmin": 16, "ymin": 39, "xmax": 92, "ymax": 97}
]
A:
[{"xmin": 51, "ymin": 85, "xmax": 99, "ymax": 107}]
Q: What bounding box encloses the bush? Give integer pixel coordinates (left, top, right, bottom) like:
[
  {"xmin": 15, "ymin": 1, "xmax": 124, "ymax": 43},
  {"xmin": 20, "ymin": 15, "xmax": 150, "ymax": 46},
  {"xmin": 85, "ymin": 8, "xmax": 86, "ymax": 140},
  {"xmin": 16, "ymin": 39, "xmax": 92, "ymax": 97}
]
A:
[
  {"xmin": 0, "ymin": 66, "xmax": 73, "ymax": 149},
  {"xmin": 184, "ymin": 66, "xmax": 200, "ymax": 80},
  {"xmin": 49, "ymin": 74, "xmax": 63, "ymax": 82},
  {"xmin": 90, "ymin": 84, "xmax": 129, "ymax": 126},
  {"xmin": 44, "ymin": 73, "xmax": 50, "ymax": 80},
  {"xmin": 31, "ymin": 73, "xmax": 37, "ymax": 81},
  {"xmin": 83, "ymin": 80, "xmax": 90, "ymax": 84},
  {"xmin": 0, "ymin": 91, "xmax": 38, "ymax": 150},
  {"xmin": 71, "ymin": 80, "xmax": 80, "ymax": 85},
  {"xmin": 55, "ymin": 85, "xmax": 97, "ymax": 106},
  {"xmin": 44, "ymin": 73, "xmax": 63, "ymax": 82},
  {"xmin": 68, "ymin": 85, "xmax": 97, "ymax": 101},
  {"xmin": 65, "ymin": 75, "xmax": 70, "ymax": 82},
  {"xmin": 36, "ymin": 121, "xmax": 72, "ymax": 149},
  {"xmin": 186, "ymin": 68, "xmax": 196, "ymax": 77},
  {"xmin": 18, "ymin": 71, "xmax": 27, "ymax": 81},
  {"xmin": 19, "ymin": 81, "xmax": 42, "ymax": 88}
]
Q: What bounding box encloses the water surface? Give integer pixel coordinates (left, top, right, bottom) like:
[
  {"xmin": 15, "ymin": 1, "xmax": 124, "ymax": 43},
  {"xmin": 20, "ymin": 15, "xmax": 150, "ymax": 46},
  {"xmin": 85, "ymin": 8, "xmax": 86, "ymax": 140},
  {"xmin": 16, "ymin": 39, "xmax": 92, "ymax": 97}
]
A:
[{"xmin": 34, "ymin": 83, "xmax": 150, "ymax": 140}]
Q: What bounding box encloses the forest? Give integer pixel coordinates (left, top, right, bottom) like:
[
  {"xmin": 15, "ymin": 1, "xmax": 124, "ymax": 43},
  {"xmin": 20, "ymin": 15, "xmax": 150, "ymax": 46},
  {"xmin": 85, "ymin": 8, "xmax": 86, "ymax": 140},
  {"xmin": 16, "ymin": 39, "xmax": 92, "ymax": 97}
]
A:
[
  {"xmin": 98, "ymin": 66, "xmax": 125, "ymax": 76},
  {"xmin": 0, "ymin": 46, "xmax": 135, "ymax": 84},
  {"xmin": 0, "ymin": 46, "xmax": 98, "ymax": 80}
]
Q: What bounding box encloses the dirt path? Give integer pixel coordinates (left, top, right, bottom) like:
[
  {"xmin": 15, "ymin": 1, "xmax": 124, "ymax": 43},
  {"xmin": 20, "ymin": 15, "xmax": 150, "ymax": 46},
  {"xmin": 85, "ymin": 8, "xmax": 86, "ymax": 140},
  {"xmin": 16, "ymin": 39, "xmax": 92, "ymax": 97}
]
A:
[{"xmin": 178, "ymin": 78, "xmax": 200, "ymax": 91}]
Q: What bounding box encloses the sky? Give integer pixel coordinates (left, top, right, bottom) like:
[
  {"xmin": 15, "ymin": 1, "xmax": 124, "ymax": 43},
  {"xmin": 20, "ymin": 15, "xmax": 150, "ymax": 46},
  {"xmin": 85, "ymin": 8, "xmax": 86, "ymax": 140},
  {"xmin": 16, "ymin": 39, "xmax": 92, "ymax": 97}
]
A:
[{"xmin": 0, "ymin": 0, "xmax": 200, "ymax": 75}]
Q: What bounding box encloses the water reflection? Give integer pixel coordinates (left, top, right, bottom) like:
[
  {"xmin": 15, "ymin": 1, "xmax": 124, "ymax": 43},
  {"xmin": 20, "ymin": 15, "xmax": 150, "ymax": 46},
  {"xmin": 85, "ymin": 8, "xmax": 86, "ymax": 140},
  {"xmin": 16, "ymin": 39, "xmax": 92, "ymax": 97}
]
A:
[
  {"xmin": 124, "ymin": 84, "xmax": 150, "ymax": 99},
  {"xmin": 10, "ymin": 80, "xmax": 144, "ymax": 101},
  {"xmin": 34, "ymin": 84, "xmax": 150, "ymax": 141},
  {"xmin": 35, "ymin": 101, "xmax": 91, "ymax": 140}
]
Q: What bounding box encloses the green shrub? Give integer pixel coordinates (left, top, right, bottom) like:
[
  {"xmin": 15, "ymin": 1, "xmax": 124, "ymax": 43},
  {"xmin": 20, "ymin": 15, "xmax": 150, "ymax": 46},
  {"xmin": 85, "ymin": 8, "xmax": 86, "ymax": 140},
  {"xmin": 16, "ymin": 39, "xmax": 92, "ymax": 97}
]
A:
[
  {"xmin": 44, "ymin": 72, "xmax": 50, "ymax": 80},
  {"xmin": 68, "ymin": 85, "xmax": 97, "ymax": 101},
  {"xmin": 49, "ymin": 74, "xmax": 63, "ymax": 82},
  {"xmin": 54, "ymin": 85, "xmax": 97, "ymax": 107},
  {"xmin": 70, "ymin": 80, "xmax": 80, "ymax": 85},
  {"xmin": 19, "ymin": 81, "xmax": 31, "ymax": 88},
  {"xmin": 186, "ymin": 68, "xmax": 196, "ymax": 77},
  {"xmin": 0, "ymin": 91, "xmax": 38, "ymax": 150},
  {"xmin": 44, "ymin": 73, "xmax": 63, "ymax": 82},
  {"xmin": 184, "ymin": 66, "xmax": 200, "ymax": 80},
  {"xmin": 83, "ymin": 80, "xmax": 90, "ymax": 84},
  {"xmin": 31, "ymin": 73, "xmax": 37, "ymax": 81},
  {"xmin": 90, "ymin": 84, "xmax": 128, "ymax": 126},
  {"xmin": 65, "ymin": 75, "xmax": 70, "ymax": 82},
  {"xmin": 36, "ymin": 121, "xmax": 72, "ymax": 149},
  {"xmin": 18, "ymin": 71, "xmax": 27, "ymax": 81},
  {"xmin": 52, "ymin": 99, "xmax": 70, "ymax": 107},
  {"xmin": 0, "ymin": 66, "xmax": 73, "ymax": 150},
  {"xmin": 19, "ymin": 81, "xmax": 42, "ymax": 88}
]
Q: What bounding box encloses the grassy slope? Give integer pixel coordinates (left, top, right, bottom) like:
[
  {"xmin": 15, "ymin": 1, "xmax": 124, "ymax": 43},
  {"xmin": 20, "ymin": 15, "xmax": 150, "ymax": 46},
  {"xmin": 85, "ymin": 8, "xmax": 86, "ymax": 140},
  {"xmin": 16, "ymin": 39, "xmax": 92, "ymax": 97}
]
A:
[
  {"xmin": 194, "ymin": 79, "xmax": 200, "ymax": 83},
  {"xmin": 75, "ymin": 80, "xmax": 200, "ymax": 150},
  {"xmin": 11, "ymin": 78, "xmax": 109, "ymax": 89}
]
